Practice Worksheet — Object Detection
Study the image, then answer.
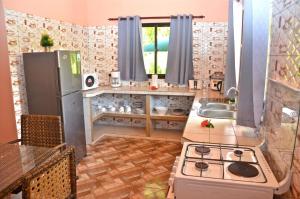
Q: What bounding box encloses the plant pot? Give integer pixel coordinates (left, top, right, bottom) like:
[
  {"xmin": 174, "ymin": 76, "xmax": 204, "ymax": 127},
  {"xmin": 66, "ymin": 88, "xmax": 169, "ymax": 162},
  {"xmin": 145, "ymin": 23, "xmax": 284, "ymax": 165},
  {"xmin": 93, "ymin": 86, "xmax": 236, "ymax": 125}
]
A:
[{"xmin": 44, "ymin": 47, "xmax": 51, "ymax": 52}]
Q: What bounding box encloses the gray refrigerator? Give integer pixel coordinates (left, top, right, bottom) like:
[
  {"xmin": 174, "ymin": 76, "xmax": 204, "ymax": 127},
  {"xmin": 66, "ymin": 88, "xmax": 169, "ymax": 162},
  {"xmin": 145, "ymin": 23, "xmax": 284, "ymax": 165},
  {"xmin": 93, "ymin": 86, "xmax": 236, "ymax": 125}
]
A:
[{"xmin": 23, "ymin": 50, "xmax": 86, "ymax": 162}]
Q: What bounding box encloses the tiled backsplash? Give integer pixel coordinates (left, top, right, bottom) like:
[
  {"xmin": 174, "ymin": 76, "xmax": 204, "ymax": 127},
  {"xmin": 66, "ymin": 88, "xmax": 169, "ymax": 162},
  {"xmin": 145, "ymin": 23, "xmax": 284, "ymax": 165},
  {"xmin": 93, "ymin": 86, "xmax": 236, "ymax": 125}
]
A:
[
  {"xmin": 4, "ymin": 9, "xmax": 227, "ymax": 135},
  {"xmin": 5, "ymin": 9, "xmax": 90, "ymax": 134},
  {"xmin": 264, "ymin": 0, "xmax": 300, "ymax": 198},
  {"xmin": 268, "ymin": 0, "xmax": 300, "ymax": 89},
  {"xmin": 88, "ymin": 21, "xmax": 228, "ymax": 86}
]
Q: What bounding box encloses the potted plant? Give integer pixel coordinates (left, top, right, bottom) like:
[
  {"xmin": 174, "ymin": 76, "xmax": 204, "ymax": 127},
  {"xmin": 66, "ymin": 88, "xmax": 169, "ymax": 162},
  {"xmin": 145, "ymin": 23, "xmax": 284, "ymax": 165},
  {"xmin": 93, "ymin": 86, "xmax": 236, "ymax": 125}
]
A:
[{"xmin": 40, "ymin": 33, "xmax": 54, "ymax": 52}]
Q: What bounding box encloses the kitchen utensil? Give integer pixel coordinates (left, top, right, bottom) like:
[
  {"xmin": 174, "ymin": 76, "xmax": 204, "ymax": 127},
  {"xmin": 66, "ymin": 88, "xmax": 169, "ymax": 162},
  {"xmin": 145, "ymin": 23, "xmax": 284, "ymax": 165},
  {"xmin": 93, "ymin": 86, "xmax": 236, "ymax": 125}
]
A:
[
  {"xmin": 119, "ymin": 106, "xmax": 125, "ymax": 113},
  {"xmin": 171, "ymin": 108, "xmax": 186, "ymax": 116},
  {"xmin": 107, "ymin": 106, "xmax": 116, "ymax": 112},
  {"xmin": 125, "ymin": 105, "xmax": 131, "ymax": 113},
  {"xmin": 154, "ymin": 106, "xmax": 168, "ymax": 115},
  {"xmin": 134, "ymin": 108, "xmax": 144, "ymax": 114}
]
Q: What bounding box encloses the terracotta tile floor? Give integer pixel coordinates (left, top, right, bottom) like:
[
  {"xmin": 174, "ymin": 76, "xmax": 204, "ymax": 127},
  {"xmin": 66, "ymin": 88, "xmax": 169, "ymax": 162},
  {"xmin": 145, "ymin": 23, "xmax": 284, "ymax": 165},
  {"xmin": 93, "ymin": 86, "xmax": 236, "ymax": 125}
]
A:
[{"xmin": 77, "ymin": 136, "xmax": 182, "ymax": 199}]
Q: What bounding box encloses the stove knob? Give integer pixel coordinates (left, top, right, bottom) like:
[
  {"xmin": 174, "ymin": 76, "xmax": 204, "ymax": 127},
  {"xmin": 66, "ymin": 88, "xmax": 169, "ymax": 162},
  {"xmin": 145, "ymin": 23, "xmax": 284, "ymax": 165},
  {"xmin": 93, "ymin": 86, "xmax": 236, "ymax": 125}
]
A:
[
  {"xmin": 168, "ymin": 178, "xmax": 174, "ymax": 186},
  {"xmin": 172, "ymin": 165, "xmax": 177, "ymax": 172}
]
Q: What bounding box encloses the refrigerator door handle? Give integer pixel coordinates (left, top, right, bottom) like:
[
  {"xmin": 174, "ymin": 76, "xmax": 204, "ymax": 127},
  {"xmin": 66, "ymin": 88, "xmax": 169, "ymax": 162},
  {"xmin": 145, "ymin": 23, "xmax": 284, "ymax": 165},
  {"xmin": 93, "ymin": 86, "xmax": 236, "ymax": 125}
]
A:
[{"xmin": 56, "ymin": 96, "xmax": 62, "ymax": 116}]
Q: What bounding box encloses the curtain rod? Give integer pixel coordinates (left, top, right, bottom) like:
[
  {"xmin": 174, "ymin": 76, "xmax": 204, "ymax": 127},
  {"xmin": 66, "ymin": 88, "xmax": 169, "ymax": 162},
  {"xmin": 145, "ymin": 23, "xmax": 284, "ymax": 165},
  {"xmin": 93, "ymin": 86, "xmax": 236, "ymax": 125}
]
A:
[{"xmin": 108, "ymin": 15, "xmax": 205, "ymax": 21}]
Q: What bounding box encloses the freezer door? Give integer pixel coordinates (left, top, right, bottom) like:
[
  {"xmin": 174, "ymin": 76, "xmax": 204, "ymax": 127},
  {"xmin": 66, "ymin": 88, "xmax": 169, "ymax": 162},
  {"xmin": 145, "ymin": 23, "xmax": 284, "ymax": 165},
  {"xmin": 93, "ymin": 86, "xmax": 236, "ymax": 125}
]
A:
[
  {"xmin": 23, "ymin": 52, "xmax": 61, "ymax": 115},
  {"xmin": 57, "ymin": 51, "xmax": 82, "ymax": 96},
  {"xmin": 61, "ymin": 91, "xmax": 86, "ymax": 162}
]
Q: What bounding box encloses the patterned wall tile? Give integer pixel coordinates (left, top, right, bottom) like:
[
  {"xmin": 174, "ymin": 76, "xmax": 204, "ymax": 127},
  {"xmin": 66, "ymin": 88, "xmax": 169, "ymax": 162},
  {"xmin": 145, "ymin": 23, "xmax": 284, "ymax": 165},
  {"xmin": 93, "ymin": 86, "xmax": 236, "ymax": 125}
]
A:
[
  {"xmin": 4, "ymin": 9, "xmax": 228, "ymax": 134},
  {"xmin": 265, "ymin": 0, "xmax": 300, "ymax": 192},
  {"xmin": 89, "ymin": 21, "xmax": 228, "ymax": 86},
  {"xmin": 269, "ymin": 0, "xmax": 300, "ymax": 89},
  {"xmin": 4, "ymin": 9, "xmax": 90, "ymax": 136}
]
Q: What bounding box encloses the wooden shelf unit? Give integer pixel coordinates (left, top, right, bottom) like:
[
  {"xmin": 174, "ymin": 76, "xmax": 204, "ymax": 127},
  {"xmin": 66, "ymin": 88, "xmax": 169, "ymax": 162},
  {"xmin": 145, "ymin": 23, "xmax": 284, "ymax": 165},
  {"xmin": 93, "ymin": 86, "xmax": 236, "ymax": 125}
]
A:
[{"xmin": 86, "ymin": 93, "xmax": 195, "ymax": 143}]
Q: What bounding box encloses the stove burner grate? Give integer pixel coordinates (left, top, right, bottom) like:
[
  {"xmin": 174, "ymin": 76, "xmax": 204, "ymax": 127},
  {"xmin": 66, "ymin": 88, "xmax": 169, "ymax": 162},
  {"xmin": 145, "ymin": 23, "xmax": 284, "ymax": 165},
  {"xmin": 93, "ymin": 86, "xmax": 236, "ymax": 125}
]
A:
[
  {"xmin": 234, "ymin": 150, "xmax": 243, "ymax": 157},
  {"xmin": 195, "ymin": 162, "xmax": 209, "ymax": 171},
  {"xmin": 195, "ymin": 145, "xmax": 211, "ymax": 155},
  {"xmin": 228, "ymin": 162, "xmax": 259, "ymax": 178}
]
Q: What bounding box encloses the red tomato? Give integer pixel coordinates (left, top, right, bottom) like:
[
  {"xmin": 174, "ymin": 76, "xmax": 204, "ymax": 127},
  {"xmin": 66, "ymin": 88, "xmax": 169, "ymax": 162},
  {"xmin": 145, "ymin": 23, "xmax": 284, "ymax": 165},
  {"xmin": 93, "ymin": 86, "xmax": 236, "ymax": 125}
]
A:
[{"xmin": 201, "ymin": 120, "xmax": 209, "ymax": 127}]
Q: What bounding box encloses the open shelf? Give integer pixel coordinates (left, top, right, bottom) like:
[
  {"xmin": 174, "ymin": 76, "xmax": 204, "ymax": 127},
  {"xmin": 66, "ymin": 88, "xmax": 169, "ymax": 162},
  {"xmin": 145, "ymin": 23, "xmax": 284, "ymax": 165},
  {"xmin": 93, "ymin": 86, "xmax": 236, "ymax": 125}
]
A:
[
  {"xmin": 150, "ymin": 112, "xmax": 188, "ymax": 121},
  {"xmin": 92, "ymin": 113, "xmax": 103, "ymax": 122},
  {"xmin": 86, "ymin": 93, "xmax": 194, "ymax": 144},
  {"xmin": 92, "ymin": 112, "xmax": 146, "ymax": 122},
  {"xmin": 103, "ymin": 112, "xmax": 146, "ymax": 119},
  {"xmin": 93, "ymin": 124, "xmax": 182, "ymax": 141}
]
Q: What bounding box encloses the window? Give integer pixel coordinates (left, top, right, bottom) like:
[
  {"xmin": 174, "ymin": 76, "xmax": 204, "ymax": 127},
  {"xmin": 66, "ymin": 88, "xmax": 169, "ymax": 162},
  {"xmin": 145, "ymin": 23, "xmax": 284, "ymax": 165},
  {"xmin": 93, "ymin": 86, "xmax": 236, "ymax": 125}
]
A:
[{"xmin": 142, "ymin": 23, "xmax": 170, "ymax": 78}]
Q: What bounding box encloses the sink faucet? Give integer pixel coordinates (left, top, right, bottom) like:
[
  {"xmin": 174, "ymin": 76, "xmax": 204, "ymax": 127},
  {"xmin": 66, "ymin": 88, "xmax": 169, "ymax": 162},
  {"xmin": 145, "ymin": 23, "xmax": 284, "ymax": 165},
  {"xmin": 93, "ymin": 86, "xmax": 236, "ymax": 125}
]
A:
[{"xmin": 226, "ymin": 87, "xmax": 239, "ymax": 110}]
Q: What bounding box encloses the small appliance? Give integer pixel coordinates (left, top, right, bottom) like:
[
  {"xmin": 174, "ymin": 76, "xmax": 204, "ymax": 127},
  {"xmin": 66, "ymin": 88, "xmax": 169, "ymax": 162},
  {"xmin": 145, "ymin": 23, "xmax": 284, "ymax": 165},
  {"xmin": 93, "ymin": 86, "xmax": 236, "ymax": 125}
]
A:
[
  {"xmin": 82, "ymin": 73, "xmax": 99, "ymax": 90},
  {"xmin": 111, "ymin": 71, "xmax": 121, "ymax": 87},
  {"xmin": 210, "ymin": 72, "xmax": 224, "ymax": 91}
]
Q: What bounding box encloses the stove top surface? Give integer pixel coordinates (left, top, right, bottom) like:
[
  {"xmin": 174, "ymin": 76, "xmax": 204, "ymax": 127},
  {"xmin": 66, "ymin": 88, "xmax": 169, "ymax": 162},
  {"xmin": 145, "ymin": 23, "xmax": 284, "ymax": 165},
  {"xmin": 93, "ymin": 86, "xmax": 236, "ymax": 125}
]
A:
[{"xmin": 181, "ymin": 143, "xmax": 267, "ymax": 183}]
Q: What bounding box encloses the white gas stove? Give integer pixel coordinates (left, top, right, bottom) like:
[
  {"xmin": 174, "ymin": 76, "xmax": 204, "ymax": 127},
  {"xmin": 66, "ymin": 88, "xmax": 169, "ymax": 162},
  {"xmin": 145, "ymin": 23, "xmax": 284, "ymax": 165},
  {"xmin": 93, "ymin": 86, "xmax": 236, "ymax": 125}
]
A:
[{"xmin": 168, "ymin": 142, "xmax": 280, "ymax": 199}]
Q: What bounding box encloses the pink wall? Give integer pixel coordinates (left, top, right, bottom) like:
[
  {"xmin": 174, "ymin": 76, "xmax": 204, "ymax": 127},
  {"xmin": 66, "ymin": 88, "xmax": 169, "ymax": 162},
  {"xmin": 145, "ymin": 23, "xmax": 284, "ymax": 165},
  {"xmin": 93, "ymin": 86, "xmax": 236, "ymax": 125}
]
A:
[
  {"xmin": 3, "ymin": 0, "xmax": 87, "ymax": 25},
  {"xmin": 0, "ymin": 0, "xmax": 17, "ymax": 143},
  {"xmin": 86, "ymin": 0, "xmax": 228, "ymax": 26},
  {"xmin": 3, "ymin": 0, "xmax": 228, "ymax": 26}
]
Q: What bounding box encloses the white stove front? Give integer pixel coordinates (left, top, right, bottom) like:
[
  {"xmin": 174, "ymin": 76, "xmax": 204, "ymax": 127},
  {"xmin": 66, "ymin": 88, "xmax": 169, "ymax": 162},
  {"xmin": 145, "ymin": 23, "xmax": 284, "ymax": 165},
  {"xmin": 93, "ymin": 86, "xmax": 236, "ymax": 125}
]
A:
[{"xmin": 172, "ymin": 142, "xmax": 279, "ymax": 199}]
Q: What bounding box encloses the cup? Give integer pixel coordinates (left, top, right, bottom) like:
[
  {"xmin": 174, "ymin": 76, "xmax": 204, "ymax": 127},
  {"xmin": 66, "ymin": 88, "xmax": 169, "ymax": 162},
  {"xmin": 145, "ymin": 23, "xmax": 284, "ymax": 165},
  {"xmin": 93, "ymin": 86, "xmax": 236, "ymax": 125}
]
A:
[
  {"xmin": 125, "ymin": 106, "xmax": 131, "ymax": 113},
  {"xmin": 189, "ymin": 80, "xmax": 195, "ymax": 89},
  {"xmin": 109, "ymin": 106, "xmax": 116, "ymax": 112},
  {"xmin": 196, "ymin": 80, "xmax": 202, "ymax": 90},
  {"xmin": 119, "ymin": 106, "xmax": 125, "ymax": 113}
]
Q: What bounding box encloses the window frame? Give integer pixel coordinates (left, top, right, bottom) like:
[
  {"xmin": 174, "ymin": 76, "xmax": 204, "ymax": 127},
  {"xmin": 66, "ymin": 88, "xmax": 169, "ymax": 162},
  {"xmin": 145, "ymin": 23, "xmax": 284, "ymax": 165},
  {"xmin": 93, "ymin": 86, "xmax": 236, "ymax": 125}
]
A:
[{"xmin": 142, "ymin": 23, "xmax": 170, "ymax": 79}]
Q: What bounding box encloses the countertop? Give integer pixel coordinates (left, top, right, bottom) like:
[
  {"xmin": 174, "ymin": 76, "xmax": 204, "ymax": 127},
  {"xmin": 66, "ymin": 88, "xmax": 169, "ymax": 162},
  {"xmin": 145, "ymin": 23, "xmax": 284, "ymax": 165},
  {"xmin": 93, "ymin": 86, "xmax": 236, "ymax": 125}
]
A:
[
  {"xmin": 182, "ymin": 91, "xmax": 262, "ymax": 146},
  {"xmin": 82, "ymin": 86, "xmax": 197, "ymax": 97}
]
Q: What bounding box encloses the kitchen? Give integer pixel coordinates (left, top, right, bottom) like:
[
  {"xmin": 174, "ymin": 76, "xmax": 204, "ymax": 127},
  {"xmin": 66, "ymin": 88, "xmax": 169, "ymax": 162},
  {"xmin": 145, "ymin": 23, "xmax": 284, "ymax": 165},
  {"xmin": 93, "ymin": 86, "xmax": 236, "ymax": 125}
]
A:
[{"xmin": 0, "ymin": 0, "xmax": 299, "ymax": 199}]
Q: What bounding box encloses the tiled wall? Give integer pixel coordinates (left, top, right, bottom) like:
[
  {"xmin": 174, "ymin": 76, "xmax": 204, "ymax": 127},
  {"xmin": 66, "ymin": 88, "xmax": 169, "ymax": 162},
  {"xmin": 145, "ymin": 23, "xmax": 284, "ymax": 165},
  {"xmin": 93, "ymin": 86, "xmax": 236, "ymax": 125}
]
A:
[
  {"xmin": 4, "ymin": 9, "xmax": 227, "ymax": 135},
  {"xmin": 264, "ymin": 0, "xmax": 300, "ymax": 198},
  {"xmin": 268, "ymin": 0, "xmax": 300, "ymax": 89},
  {"xmin": 88, "ymin": 22, "xmax": 228, "ymax": 86},
  {"xmin": 4, "ymin": 9, "xmax": 90, "ymax": 134}
]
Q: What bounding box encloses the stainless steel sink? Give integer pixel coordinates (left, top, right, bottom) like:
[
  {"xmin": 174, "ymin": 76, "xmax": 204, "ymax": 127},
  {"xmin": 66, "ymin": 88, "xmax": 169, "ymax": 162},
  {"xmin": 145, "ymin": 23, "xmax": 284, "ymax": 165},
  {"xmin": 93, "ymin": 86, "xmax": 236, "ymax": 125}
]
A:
[
  {"xmin": 198, "ymin": 109, "xmax": 236, "ymax": 119},
  {"xmin": 200, "ymin": 102, "xmax": 235, "ymax": 110}
]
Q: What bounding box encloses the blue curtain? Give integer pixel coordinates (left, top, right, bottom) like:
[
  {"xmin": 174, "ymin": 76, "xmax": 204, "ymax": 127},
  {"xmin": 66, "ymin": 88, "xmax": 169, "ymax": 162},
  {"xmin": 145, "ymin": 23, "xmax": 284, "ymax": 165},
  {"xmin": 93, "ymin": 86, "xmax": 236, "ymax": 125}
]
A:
[
  {"xmin": 224, "ymin": 0, "xmax": 237, "ymax": 98},
  {"xmin": 118, "ymin": 16, "xmax": 147, "ymax": 81},
  {"xmin": 237, "ymin": 0, "xmax": 271, "ymax": 127},
  {"xmin": 165, "ymin": 15, "xmax": 193, "ymax": 85}
]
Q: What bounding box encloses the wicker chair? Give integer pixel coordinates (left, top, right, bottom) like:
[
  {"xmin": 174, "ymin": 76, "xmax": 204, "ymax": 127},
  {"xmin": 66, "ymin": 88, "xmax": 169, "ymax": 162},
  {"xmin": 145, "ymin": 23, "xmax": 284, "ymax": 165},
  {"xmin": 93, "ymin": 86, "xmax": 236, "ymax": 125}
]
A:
[
  {"xmin": 20, "ymin": 114, "xmax": 64, "ymax": 147},
  {"xmin": 22, "ymin": 146, "xmax": 77, "ymax": 199}
]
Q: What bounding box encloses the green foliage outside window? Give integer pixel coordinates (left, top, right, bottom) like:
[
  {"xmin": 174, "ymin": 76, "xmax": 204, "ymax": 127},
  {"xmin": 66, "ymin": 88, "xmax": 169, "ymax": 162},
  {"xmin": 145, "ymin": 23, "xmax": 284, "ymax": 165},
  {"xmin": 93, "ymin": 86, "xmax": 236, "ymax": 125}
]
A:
[{"xmin": 142, "ymin": 24, "xmax": 170, "ymax": 76}]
